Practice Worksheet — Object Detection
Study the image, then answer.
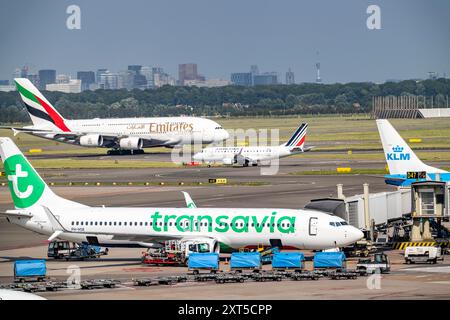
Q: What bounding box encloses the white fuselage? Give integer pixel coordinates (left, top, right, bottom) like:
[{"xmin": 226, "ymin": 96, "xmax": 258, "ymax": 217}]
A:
[
  {"xmin": 8, "ymin": 206, "xmax": 363, "ymax": 251},
  {"xmin": 29, "ymin": 117, "xmax": 229, "ymax": 148},
  {"xmin": 193, "ymin": 146, "xmax": 300, "ymax": 164}
]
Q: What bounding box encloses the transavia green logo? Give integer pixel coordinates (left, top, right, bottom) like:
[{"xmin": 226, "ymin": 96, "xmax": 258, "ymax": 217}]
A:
[
  {"xmin": 150, "ymin": 211, "xmax": 296, "ymax": 234},
  {"xmin": 4, "ymin": 155, "xmax": 45, "ymax": 208}
]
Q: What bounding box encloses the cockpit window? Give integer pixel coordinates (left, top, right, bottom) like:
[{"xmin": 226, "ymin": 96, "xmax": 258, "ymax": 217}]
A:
[
  {"xmin": 215, "ymin": 126, "xmax": 223, "ymax": 130},
  {"xmin": 330, "ymin": 221, "xmax": 347, "ymax": 227}
]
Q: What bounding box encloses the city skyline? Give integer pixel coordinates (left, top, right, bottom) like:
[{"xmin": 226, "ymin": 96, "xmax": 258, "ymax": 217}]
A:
[{"xmin": 1, "ymin": 1, "xmax": 449, "ymax": 84}]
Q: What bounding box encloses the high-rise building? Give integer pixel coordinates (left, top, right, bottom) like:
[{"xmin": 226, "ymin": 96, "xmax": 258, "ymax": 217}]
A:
[
  {"xmin": 253, "ymin": 73, "xmax": 278, "ymax": 85},
  {"xmin": 128, "ymin": 65, "xmax": 142, "ymax": 74},
  {"xmin": 46, "ymin": 75, "xmax": 81, "ymax": 93},
  {"xmin": 231, "ymin": 73, "xmax": 253, "ymax": 86},
  {"xmin": 178, "ymin": 63, "xmax": 204, "ymax": 86},
  {"xmin": 140, "ymin": 66, "xmax": 153, "ymax": 88},
  {"xmin": 98, "ymin": 71, "xmax": 120, "ymax": 90},
  {"xmin": 38, "ymin": 69, "xmax": 56, "ymax": 90},
  {"xmin": 96, "ymin": 69, "xmax": 108, "ymax": 84},
  {"xmin": 77, "ymin": 71, "xmax": 95, "ymax": 91},
  {"xmin": 286, "ymin": 68, "xmax": 295, "ymax": 85},
  {"xmin": 127, "ymin": 65, "xmax": 147, "ymax": 89}
]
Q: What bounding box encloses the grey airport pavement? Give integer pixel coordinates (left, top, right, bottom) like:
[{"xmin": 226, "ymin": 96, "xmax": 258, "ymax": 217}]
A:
[{"xmin": 1, "ymin": 155, "xmax": 450, "ymax": 299}]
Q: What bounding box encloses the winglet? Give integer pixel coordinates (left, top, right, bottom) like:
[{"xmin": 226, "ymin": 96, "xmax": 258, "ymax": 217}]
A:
[{"xmin": 182, "ymin": 191, "xmax": 197, "ymax": 208}]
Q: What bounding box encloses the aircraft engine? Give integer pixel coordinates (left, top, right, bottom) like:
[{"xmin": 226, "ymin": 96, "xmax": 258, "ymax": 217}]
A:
[
  {"xmin": 79, "ymin": 134, "xmax": 104, "ymax": 147},
  {"xmin": 119, "ymin": 137, "xmax": 144, "ymax": 150}
]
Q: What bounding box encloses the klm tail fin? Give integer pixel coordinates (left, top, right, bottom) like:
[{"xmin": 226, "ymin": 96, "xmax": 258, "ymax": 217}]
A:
[
  {"xmin": 283, "ymin": 123, "xmax": 308, "ymax": 150},
  {"xmin": 14, "ymin": 78, "xmax": 70, "ymax": 132},
  {"xmin": 0, "ymin": 137, "xmax": 85, "ymax": 209},
  {"xmin": 376, "ymin": 119, "xmax": 446, "ymax": 175}
]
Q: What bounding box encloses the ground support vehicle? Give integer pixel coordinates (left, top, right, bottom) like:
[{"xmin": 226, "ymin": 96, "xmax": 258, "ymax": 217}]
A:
[{"xmin": 356, "ymin": 253, "xmax": 391, "ymax": 274}]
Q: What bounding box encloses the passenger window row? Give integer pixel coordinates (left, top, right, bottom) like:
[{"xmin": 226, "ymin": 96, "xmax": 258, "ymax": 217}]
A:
[{"xmin": 70, "ymin": 221, "xmax": 291, "ymax": 228}]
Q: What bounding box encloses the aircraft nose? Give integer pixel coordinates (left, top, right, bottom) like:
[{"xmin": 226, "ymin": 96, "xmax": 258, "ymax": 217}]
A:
[
  {"xmin": 220, "ymin": 129, "xmax": 230, "ymax": 141},
  {"xmin": 350, "ymin": 228, "xmax": 364, "ymax": 242}
]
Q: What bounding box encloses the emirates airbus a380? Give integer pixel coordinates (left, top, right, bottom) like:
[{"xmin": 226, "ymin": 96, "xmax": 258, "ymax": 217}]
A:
[{"xmin": 6, "ymin": 78, "xmax": 229, "ymax": 153}]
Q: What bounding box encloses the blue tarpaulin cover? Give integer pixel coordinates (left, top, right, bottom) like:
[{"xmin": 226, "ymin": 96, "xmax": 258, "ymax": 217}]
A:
[
  {"xmin": 313, "ymin": 252, "xmax": 346, "ymax": 268},
  {"xmin": 188, "ymin": 253, "xmax": 219, "ymax": 269},
  {"xmin": 272, "ymin": 252, "xmax": 305, "ymax": 268},
  {"xmin": 230, "ymin": 252, "xmax": 261, "ymax": 269},
  {"xmin": 14, "ymin": 260, "xmax": 46, "ymax": 277}
]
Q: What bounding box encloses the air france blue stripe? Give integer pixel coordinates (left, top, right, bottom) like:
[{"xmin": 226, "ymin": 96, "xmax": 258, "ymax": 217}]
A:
[
  {"xmin": 286, "ymin": 125, "xmax": 305, "ymax": 146},
  {"xmin": 286, "ymin": 124, "xmax": 307, "ymax": 147},
  {"xmin": 290, "ymin": 128, "xmax": 307, "ymax": 147}
]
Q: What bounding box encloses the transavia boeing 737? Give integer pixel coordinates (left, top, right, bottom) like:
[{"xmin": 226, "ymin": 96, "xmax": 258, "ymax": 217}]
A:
[
  {"xmin": 193, "ymin": 123, "xmax": 313, "ymax": 166},
  {"xmin": 0, "ymin": 138, "xmax": 363, "ymax": 251},
  {"xmin": 376, "ymin": 119, "xmax": 449, "ymax": 186},
  {"xmin": 5, "ymin": 78, "xmax": 229, "ymax": 153}
]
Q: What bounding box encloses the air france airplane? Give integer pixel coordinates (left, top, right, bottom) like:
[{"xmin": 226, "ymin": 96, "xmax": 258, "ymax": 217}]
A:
[
  {"xmin": 0, "ymin": 137, "xmax": 362, "ymax": 251},
  {"xmin": 193, "ymin": 123, "xmax": 312, "ymax": 166},
  {"xmin": 376, "ymin": 119, "xmax": 449, "ymax": 186},
  {"xmin": 6, "ymin": 78, "xmax": 229, "ymax": 153}
]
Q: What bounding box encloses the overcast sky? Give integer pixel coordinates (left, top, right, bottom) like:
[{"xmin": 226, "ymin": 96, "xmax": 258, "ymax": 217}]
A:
[{"xmin": 1, "ymin": 0, "xmax": 449, "ymax": 83}]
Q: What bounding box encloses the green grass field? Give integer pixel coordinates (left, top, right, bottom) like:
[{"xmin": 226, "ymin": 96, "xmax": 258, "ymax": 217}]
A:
[{"xmin": 1, "ymin": 115, "xmax": 450, "ymax": 171}]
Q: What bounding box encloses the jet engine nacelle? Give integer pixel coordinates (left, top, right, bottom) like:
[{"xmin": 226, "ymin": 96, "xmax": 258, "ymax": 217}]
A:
[
  {"xmin": 119, "ymin": 137, "xmax": 144, "ymax": 150},
  {"xmin": 79, "ymin": 134, "xmax": 104, "ymax": 147}
]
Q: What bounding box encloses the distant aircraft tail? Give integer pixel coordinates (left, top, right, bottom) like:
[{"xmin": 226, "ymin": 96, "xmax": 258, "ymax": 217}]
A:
[
  {"xmin": 283, "ymin": 123, "xmax": 308, "ymax": 150},
  {"xmin": 14, "ymin": 78, "xmax": 71, "ymax": 132},
  {"xmin": 376, "ymin": 119, "xmax": 446, "ymax": 175},
  {"xmin": 0, "ymin": 137, "xmax": 84, "ymax": 210}
]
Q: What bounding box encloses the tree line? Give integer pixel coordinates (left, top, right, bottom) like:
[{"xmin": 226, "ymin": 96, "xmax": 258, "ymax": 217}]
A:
[{"xmin": 1, "ymin": 78, "xmax": 449, "ymax": 123}]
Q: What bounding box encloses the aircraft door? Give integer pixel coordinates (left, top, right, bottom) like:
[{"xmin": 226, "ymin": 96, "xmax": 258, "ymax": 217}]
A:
[{"xmin": 309, "ymin": 217, "xmax": 318, "ymax": 236}]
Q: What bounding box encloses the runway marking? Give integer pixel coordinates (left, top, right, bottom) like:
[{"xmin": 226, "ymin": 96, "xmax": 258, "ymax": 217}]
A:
[
  {"xmin": 402, "ymin": 266, "xmax": 450, "ymax": 273},
  {"xmin": 429, "ymin": 281, "xmax": 450, "ymax": 285}
]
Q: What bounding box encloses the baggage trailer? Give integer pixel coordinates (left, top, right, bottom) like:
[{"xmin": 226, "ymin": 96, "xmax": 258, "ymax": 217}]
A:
[
  {"xmin": 188, "ymin": 252, "xmax": 220, "ymax": 275},
  {"xmin": 157, "ymin": 276, "xmax": 187, "ymax": 285},
  {"xmin": 252, "ymin": 272, "xmax": 283, "ymax": 282},
  {"xmin": 14, "ymin": 260, "xmax": 46, "ymax": 283},
  {"xmin": 194, "ymin": 273, "xmax": 220, "ymax": 282},
  {"xmin": 291, "ymin": 271, "xmax": 320, "ymax": 281},
  {"xmin": 272, "ymin": 252, "xmax": 305, "ymax": 273},
  {"xmin": 215, "ymin": 274, "xmax": 245, "ymax": 284},
  {"xmin": 230, "ymin": 252, "xmax": 262, "ymax": 273},
  {"xmin": 80, "ymin": 279, "xmax": 120, "ymax": 290},
  {"xmin": 133, "ymin": 278, "xmax": 159, "ymax": 286},
  {"xmin": 313, "ymin": 252, "xmax": 347, "ymax": 273},
  {"xmin": 329, "ymin": 271, "xmax": 358, "ymax": 280}
]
